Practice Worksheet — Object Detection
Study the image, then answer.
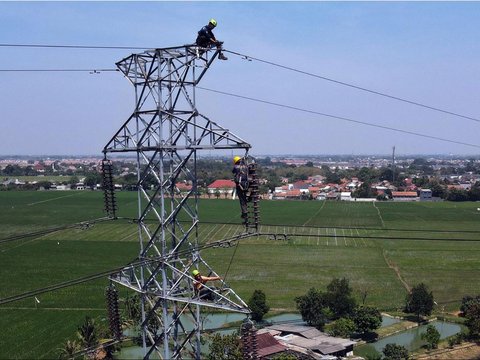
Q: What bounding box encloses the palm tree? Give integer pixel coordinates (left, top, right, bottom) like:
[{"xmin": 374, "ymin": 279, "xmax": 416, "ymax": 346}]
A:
[
  {"xmin": 77, "ymin": 316, "xmax": 98, "ymax": 352},
  {"xmin": 57, "ymin": 339, "xmax": 81, "ymax": 359}
]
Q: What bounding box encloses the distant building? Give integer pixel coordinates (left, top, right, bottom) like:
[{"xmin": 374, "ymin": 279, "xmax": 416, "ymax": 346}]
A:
[
  {"xmin": 207, "ymin": 179, "xmax": 235, "ymax": 195},
  {"xmin": 176, "ymin": 182, "xmax": 193, "ymax": 193},
  {"xmin": 340, "ymin": 192, "xmax": 352, "ymax": 201},
  {"xmin": 419, "ymin": 188, "xmax": 432, "ymax": 201},
  {"xmin": 260, "ymin": 324, "xmax": 356, "ymax": 359},
  {"xmin": 392, "ymin": 191, "xmax": 418, "ymax": 201}
]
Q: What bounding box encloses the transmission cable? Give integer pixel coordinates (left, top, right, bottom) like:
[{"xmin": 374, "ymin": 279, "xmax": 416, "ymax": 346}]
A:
[
  {"xmin": 0, "ymin": 217, "xmax": 113, "ymax": 245},
  {"xmin": 0, "ymin": 68, "xmax": 118, "ymax": 73},
  {"xmin": 197, "ymin": 86, "xmax": 480, "ymax": 149},
  {"xmin": 224, "ymin": 49, "xmax": 480, "ymax": 124},
  {"xmin": 195, "ymin": 219, "xmax": 480, "ymax": 234},
  {"xmin": 127, "ymin": 217, "xmax": 480, "ymax": 234},
  {"xmin": 2, "ymin": 42, "xmax": 479, "ymax": 125},
  {"xmin": 2, "ymin": 227, "xmax": 479, "ymax": 306},
  {"xmin": 0, "ymin": 43, "xmax": 148, "ymax": 50}
]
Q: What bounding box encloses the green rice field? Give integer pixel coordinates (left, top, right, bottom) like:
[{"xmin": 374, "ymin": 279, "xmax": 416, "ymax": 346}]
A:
[{"xmin": 1, "ymin": 191, "xmax": 480, "ymax": 358}]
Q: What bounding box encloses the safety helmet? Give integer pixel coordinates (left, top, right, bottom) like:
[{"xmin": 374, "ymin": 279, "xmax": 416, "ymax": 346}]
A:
[
  {"xmin": 233, "ymin": 156, "xmax": 242, "ymax": 164},
  {"xmin": 209, "ymin": 18, "xmax": 217, "ymax": 27},
  {"xmin": 192, "ymin": 269, "xmax": 200, "ymax": 276}
]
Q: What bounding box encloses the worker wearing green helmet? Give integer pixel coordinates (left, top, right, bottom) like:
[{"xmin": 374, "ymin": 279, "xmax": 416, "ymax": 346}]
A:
[
  {"xmin": 196, "ymin": 18, "xmax": 228, "ymax": 60},
  {"xmin": 192, "ymin": 269, "xmax": 221, "ymax": 301}
]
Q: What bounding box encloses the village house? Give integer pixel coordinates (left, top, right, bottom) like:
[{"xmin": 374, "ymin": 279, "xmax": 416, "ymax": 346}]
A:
[
  {"xmin": 175, "ymin": 182, "xmax": 193, "ymax": 193},
  {"xmin": 419, "ymin": 188, "xmax": 432, "ymax": 201},
  {"xmin": 259, "ymin": 324, "xmax": 356, "ymax": 359},
  {"xmin": 392, "ymin": 191, "xmax": 418, "ymax": 201},
  {"xmin": 207, "ymin": 179, "xmax": 235, "ymax": 196}
]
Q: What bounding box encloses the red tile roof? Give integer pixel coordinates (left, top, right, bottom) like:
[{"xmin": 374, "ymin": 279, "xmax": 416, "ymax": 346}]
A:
[
  {"xmin": 286, "ymin": 189, "xmax": 302, "ymax": 197},
  {"xmin": 207, "ymin": 179, "xmax": 235, "ymax": 189}
]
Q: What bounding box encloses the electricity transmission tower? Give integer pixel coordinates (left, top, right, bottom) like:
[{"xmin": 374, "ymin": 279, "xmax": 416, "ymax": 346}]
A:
[{"xmin": 103, "ymin": 45, "xmax": 251, "ymax": 359}]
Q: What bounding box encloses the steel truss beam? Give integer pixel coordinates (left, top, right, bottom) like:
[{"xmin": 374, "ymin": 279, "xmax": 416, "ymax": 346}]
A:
[{"xmin": 104, "ymin": 45, "xmax": 251, "ymax": 359}]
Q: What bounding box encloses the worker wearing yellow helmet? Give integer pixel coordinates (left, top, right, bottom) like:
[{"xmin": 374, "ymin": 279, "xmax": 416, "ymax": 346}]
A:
[
  {"xmin": 232, "ymin": 156, "xmax": 249, "ymax": 222},
  {"xmin": 192, "ymin": 269, "xmax": 221, "ymax": 301},
  {"xmin": 195, "ymin": 18, "xmax": 228, "ymax": 60}
]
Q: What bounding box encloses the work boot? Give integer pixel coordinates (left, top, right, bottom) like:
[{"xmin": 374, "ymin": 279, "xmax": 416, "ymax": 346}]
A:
[{"xmin": 218, "ymin": 53, "xmax": 228, "ymax": 61}]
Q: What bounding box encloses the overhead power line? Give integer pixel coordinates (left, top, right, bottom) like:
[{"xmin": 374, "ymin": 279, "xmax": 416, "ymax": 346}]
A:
[
  {"xmin": 0, "ymin": 43, "xmax": 147, "ymax": 50},
  {"xmin": 197, "ymin": 86, "xmax": 480, "ymax": 149},
  {"xmin": 2, "ymin": 228, "xmax": 479, "ymax": 306},
  {"xmin": 224, "ymin": 49, "xmax": 480, "ymax": 124},
  {"xmin": 2, "ymin": 43, "xmax": 479, "ymax": 125},
  {"xmin": 0, "ymin": 69, "xmax": 117, "ymax": 73},
  {"xmin": 0, "ymin": 217, "xmax": 111, "ymax": 245}
]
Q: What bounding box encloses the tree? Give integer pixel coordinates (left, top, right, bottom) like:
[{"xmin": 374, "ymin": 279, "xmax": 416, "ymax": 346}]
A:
[
  {"xmin": 405, "ymin": 283, "xmax": 434, "ymax": 321},
  {"xmin": 207, "ymin": 333, "xmax": 242, "ymax": 360},
  {"xmin": 354, "ymin": 182, "xmax": 372, "ymax": 198},
  {"xmin": 421, "ymin": 324, "xmax": 440, "ymax": 349},
  {"xmin": 84, "ymin": 172, "xmax": 102, "ymax": 188},
  {"xmin": 469, "ymin": 182, "xmax": 480, "ymax": 201},
  {"xmin": 352, "ymin": 306, "xmax": 382, "ymax": 334},
  {"xmin": 295, "ymin": 288, "xmax": 330, "ymax": 330},
  {"xmin": 446, "ymin": 188, "xmax": 469, "ymax": 202},
  {"xmin": 357, "ymin": 167, "xmax": 377, "ymax": 182},
  {"xmin": 271, "ymin": 354, "xmax": 298, "ymax": 360},
  {"xmin": 247, "ymin": 290, "xmax": 270, "ymax": 322},
  {"xmin": 325, "ymin": 277, "xmax": 357, "ymax": 319},
  {"xmin": 465, "ymin": 302, "xmax": 480, "ymax": 339},
  {"xmin": 76, "ymin": 316, "xmax": 98, "ymax": 350},
  {"xmin": 122, "ymin": 293, "xmax": 141, "ymax": 326},
  {"xmin": 69, "ymin": 175, "xmax": 80, "ymax": 185},
  {"xmin": 57, "ymin": 340, "xmax": 81, "ymax": 359},
  {"xmin": 426, "ymin": 180, "xmax": 447, "ymax": 198},
  {"xmin": 37, "ymin": 181, "xmax": 52, "ymax": 190},
  {"xmin": 327, "ymin": 317, "xmax": 356, "ymax": 338},
  {"xmin": 382, "ymin": 343, "xmax": 409, "ymax": 360},
  {"xmin": 460, "ymin": 295, "xmax": 480, "ymax": 317}
]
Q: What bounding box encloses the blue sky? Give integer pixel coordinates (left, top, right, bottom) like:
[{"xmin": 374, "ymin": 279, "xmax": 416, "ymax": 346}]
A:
[{"xmin": 1, "ymin": 1, "xmax": 480, "ymax": 156}]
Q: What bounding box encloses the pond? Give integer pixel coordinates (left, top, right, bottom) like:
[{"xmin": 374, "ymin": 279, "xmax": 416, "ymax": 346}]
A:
[
  {"xmin": 117, "ymin": 313, "xmax": 404, "ymax": 358},
  {"xmin": 381, "ymin": 315, "xmax": 401, "ymax": 327},
  {"xmin": 117, "ymin": 312, "xmax": 298, "ymax": 358},
  {"xmin": 355, "ymin": 320, "xmax": 462, "ymax": 358}
]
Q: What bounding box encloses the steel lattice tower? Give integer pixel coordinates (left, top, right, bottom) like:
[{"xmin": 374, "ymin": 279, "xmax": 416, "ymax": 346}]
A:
[{"xmin": 103, "ymin": 45, "xmax": 251, "ymax": 359}]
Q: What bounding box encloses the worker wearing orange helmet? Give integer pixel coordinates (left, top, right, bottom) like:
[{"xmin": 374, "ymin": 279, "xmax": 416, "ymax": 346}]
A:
[
  {"xmin": 192, "ymin": 269, "xmax": 221, "ymax": 301},
  {"xmin": 232, "ymin": 156, "xmax": 249, "ymax": 221},
  {"xmin": 196, "ymin": 18, "xmax": 228, "ymax": 60}
]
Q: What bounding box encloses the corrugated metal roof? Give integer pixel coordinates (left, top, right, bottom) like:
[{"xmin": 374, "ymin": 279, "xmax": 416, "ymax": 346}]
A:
[
  {"xmin": 267, "ymin": 324, "xmax": 356, "ymax": 355},
  {"xmin": 256, "ymin": 332, "xmax": 286, "ymax": 357},
  {"xmin": 267, "ymin": 324, "xmax": 322, "ymax": 338}
]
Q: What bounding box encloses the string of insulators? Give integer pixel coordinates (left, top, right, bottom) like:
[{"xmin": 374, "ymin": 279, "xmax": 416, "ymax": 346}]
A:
[
  {"xmin": 105, "ymin": 284, "xmax": 122, "ymax": 341},
  {"xmin": 241, "ymin": 321, "xmax": 258, "ymax": 360},
  {"xmin": 101, "ymin": 159, "xmax": 117, "ymax": 219},
  {"xmin": 246, "ymin": 161, "xmax": 260, "ymax": 232}
]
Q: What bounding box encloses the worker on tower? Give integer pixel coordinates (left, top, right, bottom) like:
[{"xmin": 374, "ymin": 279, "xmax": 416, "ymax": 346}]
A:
[
  {"xmin": 196, "ymin": 18, "xmax": 228, "ymax": 60},
  {"xmin": 232, "ymin": 156, "xmax": 249, "ymax": 221},
  {"xmin": 192, "ymin": 269, "xmax": 221, "ymax": 301}
]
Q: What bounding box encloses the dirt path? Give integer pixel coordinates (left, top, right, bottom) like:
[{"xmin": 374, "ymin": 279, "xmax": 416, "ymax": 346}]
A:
[{"xmin": 383, "ymin": 250, "xmax": 411, "ymax": 292}]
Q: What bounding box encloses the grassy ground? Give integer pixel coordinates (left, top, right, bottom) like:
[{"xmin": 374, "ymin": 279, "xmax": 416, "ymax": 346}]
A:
[{"xmin": 0, "ymin": 191, "xmax": 479, "ymax": 358}]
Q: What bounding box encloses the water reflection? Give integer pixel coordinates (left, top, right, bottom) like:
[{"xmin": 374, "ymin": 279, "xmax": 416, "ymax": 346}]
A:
[{"xmin": 356, "ymin": 321, "xmax": 462, "ymax": 358}]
